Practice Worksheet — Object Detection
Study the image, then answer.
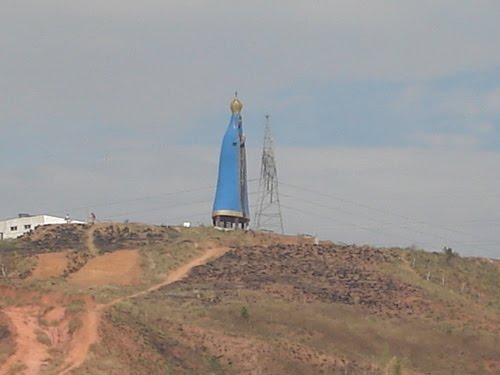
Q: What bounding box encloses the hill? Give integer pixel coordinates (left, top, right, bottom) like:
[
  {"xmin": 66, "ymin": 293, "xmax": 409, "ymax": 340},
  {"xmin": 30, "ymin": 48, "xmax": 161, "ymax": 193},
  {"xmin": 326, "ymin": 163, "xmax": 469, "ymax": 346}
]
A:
[{"xmin": 0, "ymin": 223, "xmax": 498, "ymax": 374}]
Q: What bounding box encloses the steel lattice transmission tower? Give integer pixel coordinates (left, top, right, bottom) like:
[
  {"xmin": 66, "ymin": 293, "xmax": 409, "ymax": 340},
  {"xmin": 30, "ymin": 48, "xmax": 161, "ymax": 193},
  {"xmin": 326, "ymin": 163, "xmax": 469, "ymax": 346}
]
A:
[{"xmin": 254, "ymin": 115, "xmax": 285, "ymax": 234}]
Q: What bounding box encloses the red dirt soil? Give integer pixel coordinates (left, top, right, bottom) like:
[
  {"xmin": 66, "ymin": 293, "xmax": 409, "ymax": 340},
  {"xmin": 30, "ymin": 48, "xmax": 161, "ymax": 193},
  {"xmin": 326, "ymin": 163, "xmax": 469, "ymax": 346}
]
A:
[
  {"xmin": 0, "ymin": 289, "xmax": 90, "ymax": 375},
  {"xmin": 58, "ymin": 307, "xmax": 100, "ymax": 375},
  {"xmin": 30, "ymin": 252, "xmax": 68, "ymax": 280},
  {"xmin": 68, "ymin": 249, "xmax": 142, "ymax": 287},
  {"xmin": 57, "ymin": 246, "xmax": 230, "ymax": 374},
  {"xmin": 0, "ymin": 307, "xmax": 49, "ymax": 375}
]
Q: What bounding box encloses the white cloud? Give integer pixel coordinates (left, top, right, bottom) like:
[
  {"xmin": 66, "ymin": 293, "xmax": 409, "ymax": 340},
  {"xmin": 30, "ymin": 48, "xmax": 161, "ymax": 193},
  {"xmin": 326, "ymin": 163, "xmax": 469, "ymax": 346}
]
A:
[
  {"xmin": 393, "ymin": 84, "xmax": 428, "ymax": 112},
  {"xmin": 391, "ymin": 82, "xmax": 499, "ymax": 149},
  {"xmin": 411, "ymin": 132, "xmax": 482, "ymax": 149},
  {"xmin": 1, "ymin": 1, "xmax": 499, "ymax": 133},
  {"xmin": 476, "ymin": 121, "xmax": 496, "ymax": 135},
  {"xmin": 435, "ymin": 88, "xmax": 500, "ymax": 117},
  {"xmin": 485, "ymin": 88, "xmax": 500, "ymax": 113}
]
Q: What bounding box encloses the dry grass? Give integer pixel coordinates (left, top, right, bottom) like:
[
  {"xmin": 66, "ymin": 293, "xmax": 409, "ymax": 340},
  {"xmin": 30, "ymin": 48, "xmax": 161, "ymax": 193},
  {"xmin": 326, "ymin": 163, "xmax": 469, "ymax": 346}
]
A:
[
  {"xmin": 35, "ymin": 329, "xmax": 52, "ymax": 346},
  {"xmin": 68, "ymin": 317, "xmax": 83, "ymax": 335},
  {"xmin": 108, "ymin": 244, "xmax": 499, "ymax": 375},
  {"xmin": 2, "ymin": 225, "xmax": 499, "ymax": 374}
]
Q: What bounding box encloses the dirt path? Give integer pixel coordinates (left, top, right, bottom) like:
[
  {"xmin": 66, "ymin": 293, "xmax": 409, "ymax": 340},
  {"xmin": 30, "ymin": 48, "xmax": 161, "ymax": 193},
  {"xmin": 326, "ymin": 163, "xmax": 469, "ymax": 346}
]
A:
[
  {"xmin": 0, "ymin": 307, "xmax": 49, "ymax": 375},
  {"xmin": 84, "ymin": 225, "xmax": 99, "ymax": 256},
  {"xmin": 109, "ymin": 245, "xmax": 229, "ymax": 306},
  {"xmin": 57, "ymin": 308, "xmax": 100, "ymax": 375},
  {"xmin": 57, "ymin": 246, "xmax": 230, "ymax": 375}
]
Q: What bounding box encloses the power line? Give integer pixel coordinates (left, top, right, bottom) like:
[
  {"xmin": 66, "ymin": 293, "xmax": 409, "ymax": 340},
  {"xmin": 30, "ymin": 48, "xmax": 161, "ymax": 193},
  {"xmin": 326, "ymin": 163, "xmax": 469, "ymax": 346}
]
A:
[
  {"xmin": 33, "ymin": 170, "xmax": 496, "ymax": 253},
  {"xmin": 99, "ymin": 190, "xmax": 260, "ymax": 221},
  {"xmin": 280, "ymin": 182, "xmax": 500, "ymax": 254},
  {"xmin": 279, "ymin": 192, "xmax": 452, "ymax": 244},
  {"xmin": 62, "ymin": 178, "xmax": 259, "ymax": 214},
  {"xmin": 161, "ymin": 202, "xmax": 263, "ymax": 225},
  {"xmin": 280, "ymin": 180, "xmax": 498, "ymax": 245},
  {"xmin": 279, "ymin": 203, "xmax": 434, "ymax": 248}
]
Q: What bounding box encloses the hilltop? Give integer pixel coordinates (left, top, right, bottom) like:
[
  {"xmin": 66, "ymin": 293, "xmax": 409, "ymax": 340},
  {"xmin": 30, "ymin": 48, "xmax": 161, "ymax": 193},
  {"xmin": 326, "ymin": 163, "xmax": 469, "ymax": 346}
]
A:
[{"xmin": 0, "ymin": 223, "xmax": 498, "ymax": 374}]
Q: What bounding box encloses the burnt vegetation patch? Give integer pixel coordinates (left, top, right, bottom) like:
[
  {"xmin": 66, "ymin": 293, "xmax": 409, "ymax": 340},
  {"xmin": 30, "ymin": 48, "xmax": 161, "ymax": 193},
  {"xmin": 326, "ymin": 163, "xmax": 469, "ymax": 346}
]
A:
[
  {"xmin": 20, "ymin": 224, "xmax": 87, "ymax": 254},
  {"xmin": 92, "ymin": 224, "xmax": 180, "ymax": 253},
  {"xmin": 176, "ymin": 244, "xmax": 429, "ymax": 318}
]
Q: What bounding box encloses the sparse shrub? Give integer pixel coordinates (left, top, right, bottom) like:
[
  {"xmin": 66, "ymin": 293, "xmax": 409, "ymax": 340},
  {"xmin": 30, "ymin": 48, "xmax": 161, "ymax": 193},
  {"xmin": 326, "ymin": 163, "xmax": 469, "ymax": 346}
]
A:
[
  {"xmin": 48, "ymin": 346, "xmax": 63, "ymax": 357},
  {"xmin": 206, "ymin": 355, "xmax": 225, "ymax": 373},
  {"xmin": 385, "ymin": 356, "xmax": 403, "ymax": 375},
  {"xmin": 35, "ymin": 329, "xmax": 52, "ymax": 346},
  {"xmin": 8, "ymin": 362, "xmax": 27, "ymax": 375},
  {"xmin": 0, "ymin": 240, "xmax": 19, "ymax": 253},
  {"xmin": 66, "ymin": 300, "xmax": 85, "ymax": 314},
  {"xmin": 240, "ymin": 306, "xmax": 249, "ymax": 320},
  {"xmin": 0, "ymin": 326, "xmax": 10, "ymax": 340},
  {"xmin": 68, "ymin": 317, "xmax": 82, "ymax": 335}
]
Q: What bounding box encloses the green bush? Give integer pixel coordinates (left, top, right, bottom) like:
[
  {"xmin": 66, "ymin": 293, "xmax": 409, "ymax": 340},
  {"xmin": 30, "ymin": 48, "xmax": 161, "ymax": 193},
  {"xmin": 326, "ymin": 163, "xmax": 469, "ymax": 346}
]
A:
[{"xmin": 240, "ymin": 306, "xmax": 249, "ymax": 320}]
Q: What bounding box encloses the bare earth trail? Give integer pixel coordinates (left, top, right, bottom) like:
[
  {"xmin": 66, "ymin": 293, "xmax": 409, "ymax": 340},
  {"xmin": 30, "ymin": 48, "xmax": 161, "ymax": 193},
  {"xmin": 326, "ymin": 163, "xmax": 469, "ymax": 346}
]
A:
[
  {"xmin": 0, "ymin": 307, "xmax": 49, "ymax": 375},
  {"xmin": 58, "ymin": 245, "xmax": 230, "ymax": 375},
  {"xmin": 84, "ymin": 224, "xmax": 99, "ymax": 256}
]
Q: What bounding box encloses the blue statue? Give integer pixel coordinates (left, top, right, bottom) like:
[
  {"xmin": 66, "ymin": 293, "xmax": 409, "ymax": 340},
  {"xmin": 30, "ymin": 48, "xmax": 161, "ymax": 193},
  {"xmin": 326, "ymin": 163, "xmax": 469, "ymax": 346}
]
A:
[{"xmin": 212, "ymin": 95, "xmax": 250, "ymax": 229}]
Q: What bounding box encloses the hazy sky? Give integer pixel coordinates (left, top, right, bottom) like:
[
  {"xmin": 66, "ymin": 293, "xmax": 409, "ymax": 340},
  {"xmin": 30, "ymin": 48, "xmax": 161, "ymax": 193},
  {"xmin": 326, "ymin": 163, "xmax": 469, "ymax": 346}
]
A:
[{"xmin": 1, "ymin": 1, "xmax": 499, "ymax": 257}]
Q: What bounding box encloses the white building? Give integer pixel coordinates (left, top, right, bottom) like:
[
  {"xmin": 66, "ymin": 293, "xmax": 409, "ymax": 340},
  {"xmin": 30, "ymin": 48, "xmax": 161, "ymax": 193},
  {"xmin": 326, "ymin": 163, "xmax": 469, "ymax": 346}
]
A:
[{"xmin": 0, "ymin": 214, "xmax": 84, "ymax": 240}]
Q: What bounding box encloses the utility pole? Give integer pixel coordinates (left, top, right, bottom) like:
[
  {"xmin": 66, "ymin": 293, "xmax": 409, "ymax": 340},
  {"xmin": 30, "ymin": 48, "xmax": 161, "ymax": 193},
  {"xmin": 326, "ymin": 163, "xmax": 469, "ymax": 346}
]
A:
[{"xmin": 254, "ymin": 115, "xmax": 284, "ymax": 234}]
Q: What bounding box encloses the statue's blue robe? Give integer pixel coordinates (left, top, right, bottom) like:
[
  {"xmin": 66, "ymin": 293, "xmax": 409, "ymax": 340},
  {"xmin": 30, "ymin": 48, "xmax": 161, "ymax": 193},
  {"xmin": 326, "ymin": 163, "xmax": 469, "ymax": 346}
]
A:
[{"xmin": 212, "ymin": 113, "xmax": 250, "ymax": 221}]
